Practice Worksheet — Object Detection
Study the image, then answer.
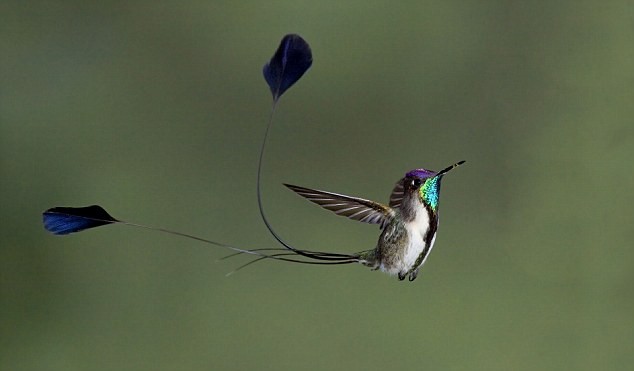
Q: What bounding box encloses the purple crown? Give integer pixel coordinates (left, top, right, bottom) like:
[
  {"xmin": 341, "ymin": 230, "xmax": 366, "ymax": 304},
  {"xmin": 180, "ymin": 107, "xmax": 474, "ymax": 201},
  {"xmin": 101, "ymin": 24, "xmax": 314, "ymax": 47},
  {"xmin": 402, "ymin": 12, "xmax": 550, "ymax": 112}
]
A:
[{"xmin": 405, "ymin": 168, "xmax": 437, "ymax": 179}]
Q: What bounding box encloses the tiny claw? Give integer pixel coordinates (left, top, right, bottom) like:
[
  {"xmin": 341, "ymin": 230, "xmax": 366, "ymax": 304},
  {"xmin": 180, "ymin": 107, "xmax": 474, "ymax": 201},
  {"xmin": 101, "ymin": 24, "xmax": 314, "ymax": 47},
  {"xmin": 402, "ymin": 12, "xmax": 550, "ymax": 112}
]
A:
[{"xmin": 398, "ymin": 272, "xmax": 407, "ymax": 281}]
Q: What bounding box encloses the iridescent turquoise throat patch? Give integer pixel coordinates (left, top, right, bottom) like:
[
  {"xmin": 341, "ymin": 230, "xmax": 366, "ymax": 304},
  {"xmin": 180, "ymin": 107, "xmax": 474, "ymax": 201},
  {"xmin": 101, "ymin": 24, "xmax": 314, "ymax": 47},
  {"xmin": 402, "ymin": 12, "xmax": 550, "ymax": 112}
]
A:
[{"xmin": 420, "ymin": 177, "xmax": 440, "ymax": 210}]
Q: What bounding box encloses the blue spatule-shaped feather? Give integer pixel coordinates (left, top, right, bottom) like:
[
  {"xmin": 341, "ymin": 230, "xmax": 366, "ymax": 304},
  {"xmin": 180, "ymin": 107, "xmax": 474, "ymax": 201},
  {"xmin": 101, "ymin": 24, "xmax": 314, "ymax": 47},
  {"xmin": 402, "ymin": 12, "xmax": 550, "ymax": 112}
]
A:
[
  {"xmin": 43, "ymin": 205, "xmax": 117, "ymax": 235},
  {"xmin": 263, "ymin": 34, "xmax": 313, "ymax": 101},
  {"xmin": 258, "ymin": 34, "xmax": 333, "ymax": 263}
]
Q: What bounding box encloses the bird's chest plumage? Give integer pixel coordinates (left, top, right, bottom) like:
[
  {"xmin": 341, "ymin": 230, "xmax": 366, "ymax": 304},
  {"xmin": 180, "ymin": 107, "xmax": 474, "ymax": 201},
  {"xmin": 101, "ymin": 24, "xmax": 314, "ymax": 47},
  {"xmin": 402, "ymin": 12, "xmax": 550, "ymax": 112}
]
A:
[
  {"xmin": 402, "ymin": 209, "xmax": 433, "ymax": 270},
  {"xmin": 376, "ymin": 207, "xmax": 437, "ymax": 276}
]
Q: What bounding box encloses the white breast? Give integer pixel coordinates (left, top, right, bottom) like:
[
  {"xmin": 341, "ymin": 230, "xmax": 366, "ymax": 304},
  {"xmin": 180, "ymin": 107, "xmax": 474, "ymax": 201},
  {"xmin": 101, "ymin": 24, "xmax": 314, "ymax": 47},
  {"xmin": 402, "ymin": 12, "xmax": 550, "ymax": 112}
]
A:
[
  {"xmin": 378, "ymin": 208, "xmax": 437, "ymax": 276},
  {"xmin": 403, "ymin": 209, "xmax": 432, "ymax": 271}
]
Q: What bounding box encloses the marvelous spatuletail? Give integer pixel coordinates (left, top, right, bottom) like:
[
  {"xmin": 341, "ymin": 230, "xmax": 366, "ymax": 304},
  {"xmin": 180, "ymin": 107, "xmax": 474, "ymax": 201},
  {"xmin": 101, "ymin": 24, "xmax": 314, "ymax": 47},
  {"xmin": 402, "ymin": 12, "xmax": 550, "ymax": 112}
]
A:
[
  {"xmin": 281, "ymin": 161, "xmax": 465, "ymax": 281},
  {"xmin": 42, "ymin": 34, "xmax": 465, "ymax": 281}
]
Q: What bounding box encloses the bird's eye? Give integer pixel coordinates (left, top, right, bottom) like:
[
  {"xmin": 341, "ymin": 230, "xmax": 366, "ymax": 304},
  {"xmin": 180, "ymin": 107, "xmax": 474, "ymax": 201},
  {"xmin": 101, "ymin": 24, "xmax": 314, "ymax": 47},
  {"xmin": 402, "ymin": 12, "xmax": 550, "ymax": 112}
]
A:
[{"xmin": 411, "ymin": 178, "xmax": 422, "ymax": 188}]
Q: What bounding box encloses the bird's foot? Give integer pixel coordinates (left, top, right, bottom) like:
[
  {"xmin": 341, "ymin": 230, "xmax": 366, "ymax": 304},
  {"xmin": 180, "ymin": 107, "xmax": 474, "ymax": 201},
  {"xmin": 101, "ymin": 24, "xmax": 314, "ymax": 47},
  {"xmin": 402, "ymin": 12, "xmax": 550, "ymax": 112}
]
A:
[{"xmin": 408, "ymin": 269, "xmax": 419, "ymax": 282}]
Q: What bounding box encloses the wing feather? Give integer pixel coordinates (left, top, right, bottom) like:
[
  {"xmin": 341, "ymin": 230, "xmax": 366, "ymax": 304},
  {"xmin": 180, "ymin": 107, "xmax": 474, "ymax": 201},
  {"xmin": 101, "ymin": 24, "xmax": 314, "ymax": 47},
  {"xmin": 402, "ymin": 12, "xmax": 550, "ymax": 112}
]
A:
[
  {"xmin": 284, "ymin": 184, "xmax": 394, "ymax": 227},
  {"xmin": 388, "ymin": 178, "xmax": 405, "ymax": 209}
]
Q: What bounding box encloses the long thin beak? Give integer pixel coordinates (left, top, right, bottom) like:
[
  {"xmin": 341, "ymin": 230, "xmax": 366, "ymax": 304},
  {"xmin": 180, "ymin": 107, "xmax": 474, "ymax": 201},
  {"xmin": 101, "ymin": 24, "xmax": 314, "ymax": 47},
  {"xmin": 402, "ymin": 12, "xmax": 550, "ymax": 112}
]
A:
[{"xmin": 436, "ymin": 160, "xmax": 466, "ymax": 177}]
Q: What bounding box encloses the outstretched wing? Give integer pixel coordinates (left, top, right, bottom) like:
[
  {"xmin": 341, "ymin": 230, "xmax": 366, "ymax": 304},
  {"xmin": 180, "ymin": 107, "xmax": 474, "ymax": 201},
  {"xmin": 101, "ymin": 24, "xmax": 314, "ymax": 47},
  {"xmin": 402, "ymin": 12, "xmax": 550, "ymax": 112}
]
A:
[
  {"xmin": 388, "ymin": 178, "xmax": 404, "ymax": 209},
  {"xmin": 284, "ymin": 184, "xmax": 394, "ymax": 227}
]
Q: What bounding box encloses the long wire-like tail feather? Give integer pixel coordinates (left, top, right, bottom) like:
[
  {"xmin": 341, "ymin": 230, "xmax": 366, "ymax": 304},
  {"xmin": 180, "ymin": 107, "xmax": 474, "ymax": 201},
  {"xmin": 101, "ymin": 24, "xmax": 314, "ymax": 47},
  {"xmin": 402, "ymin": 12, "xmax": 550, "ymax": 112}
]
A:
[
  {"xmin": 42, "ymin": 34, "xmax": 362, "ymax": 275},
  {"xmin": 42, "ymin": 207, "xmax": 359, "ymax": 270},
  {"xmin": 257, "ymin": 35, "xmax": 360, "ymax": 264}
]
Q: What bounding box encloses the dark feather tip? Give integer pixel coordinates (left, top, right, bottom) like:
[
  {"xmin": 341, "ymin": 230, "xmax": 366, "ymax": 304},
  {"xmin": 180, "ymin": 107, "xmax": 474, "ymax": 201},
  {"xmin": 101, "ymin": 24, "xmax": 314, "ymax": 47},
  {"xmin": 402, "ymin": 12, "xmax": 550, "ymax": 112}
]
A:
[
  {"xmin": 43, "ymin": 205, "xmax": 117, "ymax": 235},
  {"xmin": 263, "ymin": 34, "xmax": 313, "ymax": 100}
]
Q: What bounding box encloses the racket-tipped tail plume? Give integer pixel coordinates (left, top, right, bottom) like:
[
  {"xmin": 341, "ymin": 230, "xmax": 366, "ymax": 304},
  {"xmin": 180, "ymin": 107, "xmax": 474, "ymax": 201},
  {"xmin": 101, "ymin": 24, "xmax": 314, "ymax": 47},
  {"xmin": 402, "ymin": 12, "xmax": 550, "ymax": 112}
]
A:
[
  {"xmin": 41, "ymin": 35, "xmax": 361, "ymax": 274},
  {"xmin": 263, "ymin": 34, "xmax": 313, "ymax": 101},
  {"xmin": 41, "ymin": 205, "xmax": 360, "ymax": 268},
  {"xmin": 43, "ymin": 205, "xmax": 117, "ymax": 235}
]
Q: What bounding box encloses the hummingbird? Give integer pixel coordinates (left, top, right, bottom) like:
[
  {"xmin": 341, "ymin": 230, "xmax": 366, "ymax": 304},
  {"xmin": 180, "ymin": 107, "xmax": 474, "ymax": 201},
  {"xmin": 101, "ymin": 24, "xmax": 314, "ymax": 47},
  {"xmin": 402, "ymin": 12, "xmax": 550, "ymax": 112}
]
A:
[
  {"xmin": 279, "ymin": 161, "xmax": 465, "ymax": 281},
  {"xmin": 41, "ymin": 34, "xmax": 466, "ymax": 282}
]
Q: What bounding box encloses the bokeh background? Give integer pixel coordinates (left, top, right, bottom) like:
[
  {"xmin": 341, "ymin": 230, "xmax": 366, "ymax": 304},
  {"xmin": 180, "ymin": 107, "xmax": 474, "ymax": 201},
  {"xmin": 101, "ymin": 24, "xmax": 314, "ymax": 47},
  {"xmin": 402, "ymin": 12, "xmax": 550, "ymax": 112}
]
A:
[{"xmin": 2, "ymin": 1, "xmax": 633, "ymax": 370}]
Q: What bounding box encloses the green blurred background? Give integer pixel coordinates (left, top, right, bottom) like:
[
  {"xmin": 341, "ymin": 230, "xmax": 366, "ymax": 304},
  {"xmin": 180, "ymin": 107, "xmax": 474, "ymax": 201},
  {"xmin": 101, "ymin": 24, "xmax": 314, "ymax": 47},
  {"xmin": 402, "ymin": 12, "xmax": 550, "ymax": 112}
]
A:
[{"xmin": 2, "ymin": 1, "xmax": 633, "ymax": 370}]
